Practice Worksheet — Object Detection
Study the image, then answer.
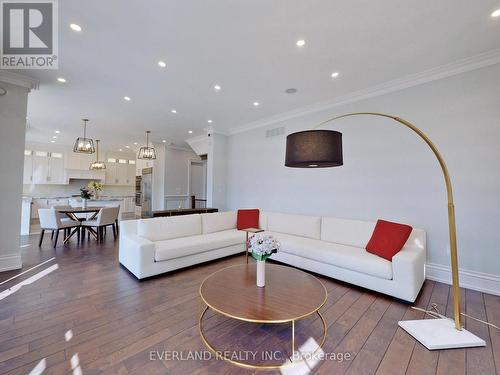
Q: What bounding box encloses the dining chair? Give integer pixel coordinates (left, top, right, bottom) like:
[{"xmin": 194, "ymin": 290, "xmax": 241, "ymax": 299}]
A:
[
  {"xmin": 38, "ymin": 208, "xmax": 81, "ymax": 248},
  {"xmin": 52, "ymin": 205, "xmax": 74, "ymax": 238},
  {"xmin": 81, "ymin": 206, "xmax": 120, "ymax": 242}
]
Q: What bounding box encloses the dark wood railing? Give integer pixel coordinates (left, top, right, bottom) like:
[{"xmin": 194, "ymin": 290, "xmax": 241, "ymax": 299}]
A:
[{"xmin": 191, "ymin": 195, "xmax": 207, "ymax": 209}]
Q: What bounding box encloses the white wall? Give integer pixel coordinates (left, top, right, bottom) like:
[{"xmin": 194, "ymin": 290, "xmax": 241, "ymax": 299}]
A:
[
  {"xmin": 226, "ymin": 63, "xmax": 500, "ymax": 277},
  {"xmin": 0, "ymin": 82, "xmax": 29, "ymax": 271},
  {"xmin": 207, "ymin": 133, "xmax": 228, "ymax": 211},
  {"xmin": 164, "ymin": 146, "xmax": 201, "ymax": 208}
]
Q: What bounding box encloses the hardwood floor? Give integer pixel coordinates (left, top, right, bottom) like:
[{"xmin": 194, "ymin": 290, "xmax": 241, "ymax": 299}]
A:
[{"xmin": 0, "ymin": 233, "xmax": 499, "ymax": 374}]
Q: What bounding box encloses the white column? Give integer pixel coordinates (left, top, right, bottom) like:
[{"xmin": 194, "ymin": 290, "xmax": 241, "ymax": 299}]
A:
[
  {"xmin": 0, "ymin": 72, "xmax": 38, "ymax": 272},
  {"xmin": 206, "ymin": 130, "xmax": 228, "ymax": 211}
]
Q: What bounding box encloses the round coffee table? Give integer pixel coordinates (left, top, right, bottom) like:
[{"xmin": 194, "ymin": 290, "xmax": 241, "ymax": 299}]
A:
[{"xmin": 199, "ymin": 263, "xmax": 328, "ymax": 369}]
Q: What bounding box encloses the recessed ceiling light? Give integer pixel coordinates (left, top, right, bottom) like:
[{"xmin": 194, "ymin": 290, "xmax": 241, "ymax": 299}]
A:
[
  {"xmin": 296, "ymin": 39, "xmax": 306, "ymax": 47},
  {"xmin": 125, "ymin": 146, "xmax": 130, "ymax": 148},
  {"xmin": 492, "ymin": 9, "xmax": 500, "ymax": 17},
  {"xmin": 123, "ymin": 96, "xmax": 131, "ymax": 101},
  {"xmin": 70, "ymin": 23, "xmax": 82, "ymax": 32},
  {"xmin": 171, "ymin": 109, "xmax": 177, "ymax": 114},
  {"xmin": 51, "ymin": 140, "xmax": 55, "ymax": 143},
  {"xmin": 57, "ymin": 77, "xmax": 66, "ymax": 83},
  {"xmin": 188, "ymin": 130, "xmax": 193, "ymax": 134},
  {"xmin": 214, "ymin": 85, "xmax": 221, "ymax": 91},
  {"xmin": 331, "ymin": 72, "xmax": 340, "ymax": 78},
  {"xmin": 207, "ymin": 120, "xmax": 213, "ymax": 123},
  {"xmin": 158, "ymin": 61, "xmax": 167, "ymax": 68},
  {"xmin": 133, "ymin": 142, "xmax": 137, "ymax": 145},
  {"xmin": 162, "ymin": 139, "xmax": 167, "ymax": 143},
  {"xmin": 119, "ymin": 148, "xmax": 123, "ymax": 151},
  {"xmin": 55, "ymin": 130, "xmax": 60, "ymax": 134},
  {"xmin": 52, "ymin": 135, "xmax": 57, "ymax": 139},
  {"xmin": 253, "ymin": 102, "xmax": 260, "ymax": 107}
]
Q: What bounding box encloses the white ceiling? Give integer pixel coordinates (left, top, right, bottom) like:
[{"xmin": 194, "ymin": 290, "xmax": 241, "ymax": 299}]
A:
[{"xmin": 21, "ymin": 0, "xmax": 500, "ymax": 150}]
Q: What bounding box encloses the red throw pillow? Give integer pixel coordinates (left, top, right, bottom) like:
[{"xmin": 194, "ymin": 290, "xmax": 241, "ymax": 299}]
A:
[
  {"xmin": 237, "ymin": 209, "xmax": 260, "ymax": 230},
  {"xmin": 366, "ymin": 219, "xmax": 413, "ymax": 261}
]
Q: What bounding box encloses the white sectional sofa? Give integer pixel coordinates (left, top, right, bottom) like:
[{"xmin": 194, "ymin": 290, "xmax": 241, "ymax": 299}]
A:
[
  {"xmin": 259, "ymin": 212, "xmax": 426, "ymax": 302},
  {"xmin": 119, "ymin": 212, "xmax": 245, "ymax": 279},
  {"xmin": 119, "ymin": 211, "xmax": 426, "ymax": 302}
]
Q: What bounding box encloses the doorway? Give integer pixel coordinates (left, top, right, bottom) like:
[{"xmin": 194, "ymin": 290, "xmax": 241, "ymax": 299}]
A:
[{"xmin": 189, "ymin": 160, "xmax": 207, "ymax": 208}]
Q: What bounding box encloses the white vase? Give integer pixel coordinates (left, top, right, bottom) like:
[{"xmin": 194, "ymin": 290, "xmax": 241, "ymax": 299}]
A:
[
  {"xmin": 256, "ymin": 260, "xmax": 266, "ymax": 287},
  {"xmin": 81, "ymin": 199, "xmax": 87, "ymax": 209}
]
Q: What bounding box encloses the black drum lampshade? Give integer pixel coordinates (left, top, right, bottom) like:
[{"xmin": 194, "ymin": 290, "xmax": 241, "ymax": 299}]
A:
[{"xmin": 285, "ymin": 130, "xmax": 343, "ymax": 168}]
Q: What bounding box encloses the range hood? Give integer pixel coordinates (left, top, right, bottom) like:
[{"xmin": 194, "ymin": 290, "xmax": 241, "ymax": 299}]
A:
[{"xmin": 65, "ymin": 169, "xmax": 105, "ymax": 182}]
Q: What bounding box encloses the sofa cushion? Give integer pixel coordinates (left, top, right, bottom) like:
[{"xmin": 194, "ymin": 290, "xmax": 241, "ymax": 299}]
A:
[
  {"xmin": 321, "ymin": 217, "xmax": 375, "ymax": 248},
  {"xmin": 366, "ymin": 219, "xmax": 413, "ymax": 261},
  {"xmin": 266, "ymin": 231, "xmax": 393, "ymax": 280},
  {"xmin": 259, "ymin": 211, "xmax": 268, "ymax": 230},
  {"xmin": 237, "ymin": 209, "xmax": 260, "ymax": 230},
  {"xmin": 201, "ymin": 212, "xmax": 237, "ymax": 234},
  {"xmin": 138, "ymin": 215, "xmax": 202, "ymax": 242},
  {"xmin": 266, "ymin": 212, "xmax": 321, "ymax": 240},
  {"xmin": 154, "ymin": 229, "xmax": 245, "ymax": 261}
]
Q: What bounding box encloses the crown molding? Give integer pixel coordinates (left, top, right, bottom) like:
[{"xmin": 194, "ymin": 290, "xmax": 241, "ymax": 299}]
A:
[
  {"xmin": 228, "ymin": 48, "xmax": 500, "ymax": 135},
  {"xmin": 185, "ymin": 134, "xmax": 207, "ymax": 143},
  {"xmin": 166, "ymin": 144, "xmax": 193, "ymax": 152},
  {"xmin": 0, "ymin": 71, "xmax": 39, "ymax": 90}
]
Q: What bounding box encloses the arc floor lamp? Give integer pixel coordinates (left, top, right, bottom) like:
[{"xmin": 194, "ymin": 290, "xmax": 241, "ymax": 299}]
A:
[{"xmin": 285, "ymin": 112, "xmax": 485, "ymax": 349}]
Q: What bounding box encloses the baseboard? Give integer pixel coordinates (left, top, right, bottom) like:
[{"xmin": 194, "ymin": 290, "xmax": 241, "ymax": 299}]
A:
[
  {"xmin": 0, "ymin": 254, "xmax": 22, "ymax": 272},
  {"xmin": 426, "ymin": 263, "xmax": 500, "ymax": 296}
]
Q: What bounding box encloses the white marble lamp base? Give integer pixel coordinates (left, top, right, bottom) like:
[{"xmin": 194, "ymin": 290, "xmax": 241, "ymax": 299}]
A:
[{"xmin": 398, "ymin": 318, "xmax": 486, "ymax": 350}]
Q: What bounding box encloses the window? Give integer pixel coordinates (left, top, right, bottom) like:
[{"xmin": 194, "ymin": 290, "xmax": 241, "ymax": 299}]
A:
[
  {"xmin": 35, "ymin": 151, "xmax": 48, "ymax": 157},
  {"xmin": 24, "ymin": 150, "xmax": 32, "ymax": 156},
  {"xmin": 50, "ymin": 152, "xmax": 63, "ymax": 158},
  {"xmin": 128, "ymin": 160, "xmax": 136, "ymax": 165},
  {"xmin": 107, "ymin": 158, "xmax": 116, "ymax": 163},
  {"xmin": 118, "ymin": 159, "xmax": 127, "ymax": 164}
]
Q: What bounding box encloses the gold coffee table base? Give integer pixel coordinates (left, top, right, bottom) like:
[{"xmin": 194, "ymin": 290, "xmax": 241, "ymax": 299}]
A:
[{"xmin": 198, "ymin": 305, "xmax": 328, "ymax": 370}]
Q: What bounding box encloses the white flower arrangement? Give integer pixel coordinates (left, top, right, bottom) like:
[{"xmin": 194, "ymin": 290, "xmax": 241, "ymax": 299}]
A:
[{"xmin": 248, "ymin": 234, "xmax": 280, "ymax": 261}]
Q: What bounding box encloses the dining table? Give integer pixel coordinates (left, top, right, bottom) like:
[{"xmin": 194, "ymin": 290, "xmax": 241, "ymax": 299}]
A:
[{"xmin": 57, "ymin": 206, "xmax": 104, "ymax": 243}]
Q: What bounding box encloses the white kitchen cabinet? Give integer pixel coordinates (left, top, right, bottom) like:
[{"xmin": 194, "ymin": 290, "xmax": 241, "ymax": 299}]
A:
[
  {"xmin": 32, "ymin": 152, "xmax": 65, "ymax": 184},
  {"xmin": 135, "ymin": 159, "xmax": 153, "ymax": 176},
  {"xmin": 122, "ymin": 197, "xmax": 135, "ymax": 213},
  {"xmin": 105, "ymin": 161, "xmax": 117, "ymax": 185},
  {"xmin": 105, "ymin": 159, "xmax": 135, "ymax": 185},
  {"xmin": 48, "ymin": 154, "xmax": 65, "ymax": 184},
  {"xmin": 31, "ymin": 198, "xmax": 50, "ymax": 219},
  {"xmin": 48, "ymin": 198, "xmax": 69, "ymax": 207},
  {"xmin": 66, "ymin": 152, "xmax": 93, "ymax": 170},
  {"xmin": 117, "ymin": 161, "xmax": 128, "ymax": 185},
  {"xmin": 127, "ymin": 164, "xmax": 135, "ymax": 186},
  {"xmin": 23, "ymin": 153, "xmax": 33, "ymax": 184},
  {"xmin": 32, "ymin": 152, "xmax": 49, "ymax": 184}
]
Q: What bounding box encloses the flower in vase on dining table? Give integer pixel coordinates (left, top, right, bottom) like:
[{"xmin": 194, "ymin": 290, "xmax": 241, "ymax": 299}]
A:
[
  {"xmin": 248, "ymin": 234, "xmax": 280, "ymax": 287},
  {"xmin": 88, "ymin": 180, "xmax": 103, "ymax": 199},
  {"xmin": 80, "ymin": 187, "xmax": 93, "ymax": 200}
]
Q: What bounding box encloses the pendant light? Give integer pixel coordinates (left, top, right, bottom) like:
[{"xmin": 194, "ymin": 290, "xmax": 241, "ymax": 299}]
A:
[
  {"xmin": 138, "ymin": 130, "xmax": 157, "ymax": 160},
  {"xmin": 90, "ymin": 140, "xmax": 106, "ymax": 170},
  {"xmin": 73, "ymin": 119, "xmax": 95, "ymax": 154}
]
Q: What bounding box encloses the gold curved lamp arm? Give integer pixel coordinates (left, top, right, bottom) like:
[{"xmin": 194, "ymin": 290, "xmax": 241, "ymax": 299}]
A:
[{"xmin": 314, "ymin": 112, "xmax": 461, "ymax": 331}]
